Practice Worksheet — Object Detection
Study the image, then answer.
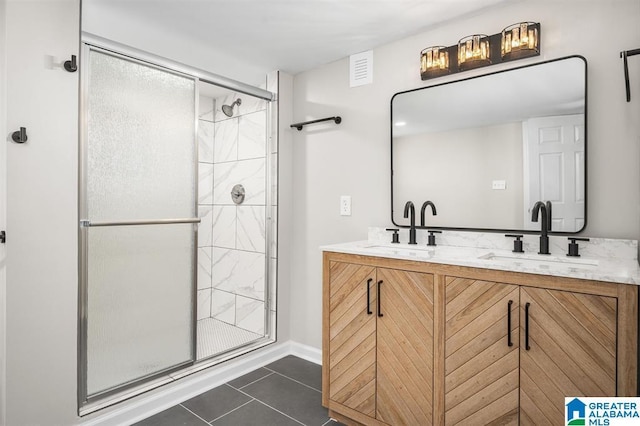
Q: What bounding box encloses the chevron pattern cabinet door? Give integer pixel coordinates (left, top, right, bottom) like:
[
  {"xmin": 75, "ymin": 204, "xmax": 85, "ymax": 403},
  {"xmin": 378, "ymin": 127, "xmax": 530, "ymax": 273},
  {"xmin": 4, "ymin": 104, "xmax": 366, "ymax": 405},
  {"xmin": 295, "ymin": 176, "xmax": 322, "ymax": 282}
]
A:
[
  {"xmin": 328, "ymin": 261, "xmax": 377, "ymax": 417},
  {"xmin": 445, "ymin": 277, "xmax": 519, "ymax": 426},
  {"xmin": 520, "ymin": 287, "xmax": 616, "ymax": 425},
  {"xmin": 376, "ymin": 268, "xmax": 434, "ymax": 425}
]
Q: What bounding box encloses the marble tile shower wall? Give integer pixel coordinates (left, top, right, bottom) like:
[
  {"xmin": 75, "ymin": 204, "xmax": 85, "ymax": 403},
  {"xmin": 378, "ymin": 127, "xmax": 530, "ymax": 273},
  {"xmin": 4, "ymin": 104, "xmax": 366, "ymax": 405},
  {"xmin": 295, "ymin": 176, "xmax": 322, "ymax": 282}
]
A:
[
  {"xmin": 196, "ymin": 91, "xmax": 271, "ymax": 336},
  {"xmin": 197, "ymin": 95, "xmax": 215, "ymax": 324}
]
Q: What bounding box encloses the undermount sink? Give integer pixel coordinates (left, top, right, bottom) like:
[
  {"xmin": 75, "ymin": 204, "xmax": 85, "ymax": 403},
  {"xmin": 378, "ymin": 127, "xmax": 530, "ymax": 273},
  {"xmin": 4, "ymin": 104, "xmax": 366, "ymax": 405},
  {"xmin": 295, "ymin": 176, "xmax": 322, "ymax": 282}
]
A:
[{"xmin": 478, "ymin": 252, "xmax": 599, "ymax": 269}]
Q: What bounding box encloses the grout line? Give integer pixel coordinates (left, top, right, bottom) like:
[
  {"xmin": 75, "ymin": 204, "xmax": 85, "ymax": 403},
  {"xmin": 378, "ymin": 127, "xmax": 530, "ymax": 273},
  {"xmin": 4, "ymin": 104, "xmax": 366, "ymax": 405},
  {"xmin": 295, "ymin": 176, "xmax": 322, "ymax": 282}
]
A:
[
  {"xmin": 178, "ymin": 404, "xmax": 212, "ymax": 425},
  {"xmin": 211, "ymin": 245, "xmax": 267, "ymax": 256},
  {"xmin": 321, "ymin": 419, "xmax": 336, "ymax": 426},
  {"xmin": 212, "ymin": 157, "xmax": 267, "ymax": 166},
  {"xmin": 207, "ymin": 398, "xmax": 255, "ymax": 424},
  {"xmin": 232, "ymin": 387, "xmax": 306, "ymax": 426},
  {"xmin": 263, "ymin": 368, "xmax": 322, "ymax": 393},
  {"xmin": 237, "ymin": 371, "xmax": 274, "ymax": 390}
]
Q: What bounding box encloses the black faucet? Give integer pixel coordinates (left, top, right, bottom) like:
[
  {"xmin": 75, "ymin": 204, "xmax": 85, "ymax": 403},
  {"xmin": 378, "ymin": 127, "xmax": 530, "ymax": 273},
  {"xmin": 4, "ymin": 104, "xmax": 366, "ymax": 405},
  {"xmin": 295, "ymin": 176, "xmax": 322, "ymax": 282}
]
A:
[
  {"xmin": 420, "ymin": 201, "xmax": 437, "ymax": 227},
  {"xmin": 531, "ymin": 201, "xmax": 550, "ymax": 255},
  {"xmin": 545, "ymin": 201, "xmax": 552, "ymax": 231},
  {"xmin": 404, "ymin": 201, "xmax": 417, "ymax": 245}
]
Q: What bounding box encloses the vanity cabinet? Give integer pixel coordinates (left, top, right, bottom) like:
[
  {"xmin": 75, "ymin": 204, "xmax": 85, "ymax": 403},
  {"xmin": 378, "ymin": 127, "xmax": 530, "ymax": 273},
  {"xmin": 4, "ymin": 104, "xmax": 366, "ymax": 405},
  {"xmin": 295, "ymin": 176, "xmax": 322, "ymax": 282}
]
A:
[
  {"xmin": 322, "ymin": 251, "xmax": 637, "ymax": 426},
  {"xmin": 325, "ymin": 260, "xmax": 434, "ymax": 425},
  {"xmin": 444, "ymin": 277, "xmax": 616, "ymax": 425}
]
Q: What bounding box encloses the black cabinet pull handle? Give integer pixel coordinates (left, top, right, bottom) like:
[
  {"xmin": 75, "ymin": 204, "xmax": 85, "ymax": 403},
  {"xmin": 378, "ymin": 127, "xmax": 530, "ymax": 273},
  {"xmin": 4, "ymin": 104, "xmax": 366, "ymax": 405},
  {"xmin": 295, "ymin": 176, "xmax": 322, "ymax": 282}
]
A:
[
  {"xmin": 366, "ymin": 278, "xmax": 373, "ymax": 315},
  {"xmin": 507, "ymin": 300, "xmax": 513, "ymax": 347},
  {"xmin": 525, "ymin": 302, "xmax": 531, "ymax": 350},
  {"xmin": 377, "ymin": 280, "xmax": 383, "ymax": 317}
]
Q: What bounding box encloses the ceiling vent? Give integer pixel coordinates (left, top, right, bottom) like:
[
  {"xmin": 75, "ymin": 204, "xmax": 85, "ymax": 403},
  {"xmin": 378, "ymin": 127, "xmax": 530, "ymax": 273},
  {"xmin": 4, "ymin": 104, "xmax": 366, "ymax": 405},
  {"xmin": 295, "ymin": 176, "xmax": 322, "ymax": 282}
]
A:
[{"xmin": 350, "ymin": 50, "xmax": 373, "ymax": 87}]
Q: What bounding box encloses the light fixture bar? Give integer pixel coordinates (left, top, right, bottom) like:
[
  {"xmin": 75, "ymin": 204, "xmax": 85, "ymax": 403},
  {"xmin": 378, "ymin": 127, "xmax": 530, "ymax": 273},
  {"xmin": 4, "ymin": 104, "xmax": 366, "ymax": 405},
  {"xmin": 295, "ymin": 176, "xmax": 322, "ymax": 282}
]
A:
[{"xmin": 420, "ymin": 22, "xmax": 541, "ymax": 81}]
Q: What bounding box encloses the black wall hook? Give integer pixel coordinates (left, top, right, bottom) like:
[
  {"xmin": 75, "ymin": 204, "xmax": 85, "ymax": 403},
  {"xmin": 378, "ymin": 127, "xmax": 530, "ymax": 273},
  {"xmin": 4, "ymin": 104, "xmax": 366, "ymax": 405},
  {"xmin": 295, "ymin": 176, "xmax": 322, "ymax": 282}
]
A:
[
  {"xmin": 64, "ymin": 54, "xmax": 78, "ymax": 73},
  {"xmin": 11, "ymin": 127, "xmax": 27, "ymax": 143}
]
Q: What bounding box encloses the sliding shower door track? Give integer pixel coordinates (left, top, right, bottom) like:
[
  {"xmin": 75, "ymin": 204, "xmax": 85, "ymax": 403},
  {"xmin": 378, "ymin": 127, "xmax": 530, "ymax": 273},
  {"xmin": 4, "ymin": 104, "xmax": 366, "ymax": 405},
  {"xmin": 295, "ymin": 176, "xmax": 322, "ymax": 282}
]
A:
[{"xmin": 79, "ymin": 337, "xmax": 275, "ymax": 417}]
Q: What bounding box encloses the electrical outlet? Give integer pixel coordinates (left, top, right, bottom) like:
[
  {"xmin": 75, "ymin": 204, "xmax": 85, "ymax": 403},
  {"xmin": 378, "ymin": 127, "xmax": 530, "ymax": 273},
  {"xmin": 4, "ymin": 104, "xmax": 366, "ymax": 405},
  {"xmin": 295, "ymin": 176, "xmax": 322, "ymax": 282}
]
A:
[{"xmin": 340, "ymin": 196, "xmax": 352, "ymax": 216}]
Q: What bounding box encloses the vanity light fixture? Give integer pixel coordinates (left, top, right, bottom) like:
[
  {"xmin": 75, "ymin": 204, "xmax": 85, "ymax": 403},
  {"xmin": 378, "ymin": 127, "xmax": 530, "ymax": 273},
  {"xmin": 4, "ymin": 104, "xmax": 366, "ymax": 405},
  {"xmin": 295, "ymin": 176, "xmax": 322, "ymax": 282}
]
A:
[
  {"xmin": 501, "ymin": 22, "xmax": 539, "ymax": 60},
  {"xmin": 420, "ymin": 22, "xmax": 541, "ymax": 81},
  {"xmin": 420, "ymin": 46, "xmax": 450, "ymax": 79}
]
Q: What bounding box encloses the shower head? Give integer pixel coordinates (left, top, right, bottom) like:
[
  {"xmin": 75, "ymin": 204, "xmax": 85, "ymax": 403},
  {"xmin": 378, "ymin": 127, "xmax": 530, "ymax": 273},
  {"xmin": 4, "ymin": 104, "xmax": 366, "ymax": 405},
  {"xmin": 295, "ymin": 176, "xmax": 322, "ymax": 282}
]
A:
[{"xmin": 221, "ymin": 98, "xmax": 242, "ymax": 117}]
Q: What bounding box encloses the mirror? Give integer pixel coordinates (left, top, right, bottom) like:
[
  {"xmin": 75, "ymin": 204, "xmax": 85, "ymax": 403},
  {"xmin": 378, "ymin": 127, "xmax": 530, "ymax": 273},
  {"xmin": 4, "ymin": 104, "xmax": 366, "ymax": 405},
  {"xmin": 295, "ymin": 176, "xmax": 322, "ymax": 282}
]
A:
[{"xmin": 391, "ymin": 56, "xmax": 586, "ymax": 233}]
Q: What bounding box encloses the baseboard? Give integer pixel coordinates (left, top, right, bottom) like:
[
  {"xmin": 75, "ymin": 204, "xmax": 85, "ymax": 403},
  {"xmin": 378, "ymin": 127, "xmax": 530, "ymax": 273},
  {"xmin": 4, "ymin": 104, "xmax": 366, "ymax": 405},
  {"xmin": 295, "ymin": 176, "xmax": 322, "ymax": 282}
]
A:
[
  {"xmin": 80, "ymin": 340, "xmax": 322, "ymax": 426},
  {"xmin": 289, "ymin": 341, "xmax": 322, "ymax": 365}
]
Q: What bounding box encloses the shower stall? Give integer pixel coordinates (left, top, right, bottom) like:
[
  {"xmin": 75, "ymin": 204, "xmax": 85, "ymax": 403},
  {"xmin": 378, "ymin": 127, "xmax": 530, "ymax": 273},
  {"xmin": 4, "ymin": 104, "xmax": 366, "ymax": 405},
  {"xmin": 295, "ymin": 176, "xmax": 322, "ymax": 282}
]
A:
[{"xmin": 77, "ymin": 41, "xmax": 278, "ymax": 413}]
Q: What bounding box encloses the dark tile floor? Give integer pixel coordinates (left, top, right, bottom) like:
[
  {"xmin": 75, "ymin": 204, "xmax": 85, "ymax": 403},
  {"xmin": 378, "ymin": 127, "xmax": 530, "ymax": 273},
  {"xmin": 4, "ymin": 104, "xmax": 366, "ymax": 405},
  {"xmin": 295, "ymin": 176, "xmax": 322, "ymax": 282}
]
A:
[{"xmin": 132, "ymin": 355, "xmax": 344, "ymax": 426}]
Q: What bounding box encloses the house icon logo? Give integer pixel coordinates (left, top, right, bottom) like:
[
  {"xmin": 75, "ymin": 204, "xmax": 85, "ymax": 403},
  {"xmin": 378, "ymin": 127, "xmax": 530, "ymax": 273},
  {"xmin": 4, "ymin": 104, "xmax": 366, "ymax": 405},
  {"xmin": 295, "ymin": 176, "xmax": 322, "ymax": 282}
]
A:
[{"xmin": 566, "ymin": 398, "xmax": 586, "ymax": 425}]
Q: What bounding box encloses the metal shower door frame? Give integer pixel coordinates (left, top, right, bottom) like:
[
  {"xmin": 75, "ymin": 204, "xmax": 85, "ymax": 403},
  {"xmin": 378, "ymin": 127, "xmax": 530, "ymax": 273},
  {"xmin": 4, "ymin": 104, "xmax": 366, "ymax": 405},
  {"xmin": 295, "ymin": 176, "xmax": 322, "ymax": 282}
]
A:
[
  {"xmin": 77, "ymin": 39, "xmax": 278, "ymax": 415},
  {"xmin": 77, "ymin": 44, "xmax": 201, "ymax": 412}
]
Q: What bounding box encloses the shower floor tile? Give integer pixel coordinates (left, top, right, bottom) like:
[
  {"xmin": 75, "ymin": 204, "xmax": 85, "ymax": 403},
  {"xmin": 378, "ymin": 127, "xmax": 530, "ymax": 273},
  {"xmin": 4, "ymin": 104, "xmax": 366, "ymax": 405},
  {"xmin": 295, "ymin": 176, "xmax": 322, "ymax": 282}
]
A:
[{"xmin": 197, "ymin": 317, "xmax": 263, "ymax": 360}]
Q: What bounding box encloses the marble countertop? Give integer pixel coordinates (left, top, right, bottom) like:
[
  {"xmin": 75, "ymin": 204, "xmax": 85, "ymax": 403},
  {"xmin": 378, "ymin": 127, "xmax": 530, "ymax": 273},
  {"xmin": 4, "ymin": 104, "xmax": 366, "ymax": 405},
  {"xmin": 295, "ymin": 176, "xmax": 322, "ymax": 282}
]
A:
[{"xmin": 320, "ymin": 240, "xmax": 640, "ymax": 286}]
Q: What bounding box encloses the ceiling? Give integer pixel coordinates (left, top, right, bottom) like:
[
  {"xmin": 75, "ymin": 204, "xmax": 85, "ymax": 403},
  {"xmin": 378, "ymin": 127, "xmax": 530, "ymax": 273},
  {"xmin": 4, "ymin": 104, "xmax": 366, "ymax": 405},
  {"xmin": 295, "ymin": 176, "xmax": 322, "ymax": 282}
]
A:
[{"xmin": 83, "ymin": 0, "xmax": 509, "ymax": 86}]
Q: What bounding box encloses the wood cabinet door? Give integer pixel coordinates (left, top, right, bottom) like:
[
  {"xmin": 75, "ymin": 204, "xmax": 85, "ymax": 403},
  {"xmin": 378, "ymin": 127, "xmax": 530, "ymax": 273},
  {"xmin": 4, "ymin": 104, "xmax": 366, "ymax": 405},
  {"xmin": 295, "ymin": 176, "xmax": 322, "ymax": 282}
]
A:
[
  {"xmin": 328, "ymin": 262, "xmax": 377, "ymax": 417},
  {"xmin": 376, "ymin": 268, "xmax": 434, "ymax": 425},
  {"xmin": 444, "ymin": 277, "xmax": 520, "ymax": 425},
  {"xmin": 520, "ymin": 287, "xmax": 617, "ymax": 425}
]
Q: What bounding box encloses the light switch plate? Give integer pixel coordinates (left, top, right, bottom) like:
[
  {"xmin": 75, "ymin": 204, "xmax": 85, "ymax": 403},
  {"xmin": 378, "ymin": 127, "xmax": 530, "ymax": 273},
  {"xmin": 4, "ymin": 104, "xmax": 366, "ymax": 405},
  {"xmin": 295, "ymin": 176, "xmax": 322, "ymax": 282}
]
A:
[
  {"xmin": 492, "ymin": 180, "xmax": 507, "ymax": 190},
  {"xmin": 340, "ymin": 196, "xmax": 352, "ymax": 216}
]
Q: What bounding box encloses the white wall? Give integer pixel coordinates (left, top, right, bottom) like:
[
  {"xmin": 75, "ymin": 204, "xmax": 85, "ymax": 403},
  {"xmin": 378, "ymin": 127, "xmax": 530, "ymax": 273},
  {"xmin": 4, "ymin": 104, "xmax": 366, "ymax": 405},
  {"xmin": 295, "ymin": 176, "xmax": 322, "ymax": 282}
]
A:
[
  {"xmin": 291, "ymin": 0, "xmax": 640, "ymax": 349},
  {"xmin": 5, "ymin": 1, "xmax": 79, "ymax": 424},
  {"xmin": 276, "ymin": 72, "xmax": 293, "ymax": 343},
  {"xmin": 0, "ymin": 0, "xmax": 6, "ymax": 423}
]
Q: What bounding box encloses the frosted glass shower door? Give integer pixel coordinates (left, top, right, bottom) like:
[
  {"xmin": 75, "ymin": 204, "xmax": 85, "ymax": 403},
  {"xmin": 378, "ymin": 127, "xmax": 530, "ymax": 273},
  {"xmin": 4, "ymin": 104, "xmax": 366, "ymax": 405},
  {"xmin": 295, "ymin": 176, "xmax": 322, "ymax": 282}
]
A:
[{"xmin": 80, "ymin": 47, "xmax": 198, "ymax": 402}]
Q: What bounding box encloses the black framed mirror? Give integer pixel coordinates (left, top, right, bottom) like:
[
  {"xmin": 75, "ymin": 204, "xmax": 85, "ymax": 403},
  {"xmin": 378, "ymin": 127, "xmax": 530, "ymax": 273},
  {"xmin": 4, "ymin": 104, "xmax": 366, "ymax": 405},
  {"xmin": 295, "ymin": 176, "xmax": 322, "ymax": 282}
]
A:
[{"xmin": 391, "ymin": 55, "xmax": 587, "ymax": 234}]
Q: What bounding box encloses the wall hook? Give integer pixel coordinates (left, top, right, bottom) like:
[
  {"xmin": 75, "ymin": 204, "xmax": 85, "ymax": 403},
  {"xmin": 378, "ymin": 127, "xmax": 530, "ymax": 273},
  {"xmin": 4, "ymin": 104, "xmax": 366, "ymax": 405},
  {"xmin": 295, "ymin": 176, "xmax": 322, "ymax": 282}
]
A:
[
  {"xmin": 11, "ymin": 127, "xmax": 28, "ymax": 144},
  {"xmin": 64, "ymin": 54, "xmax": 78, "ymax": 73}
]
